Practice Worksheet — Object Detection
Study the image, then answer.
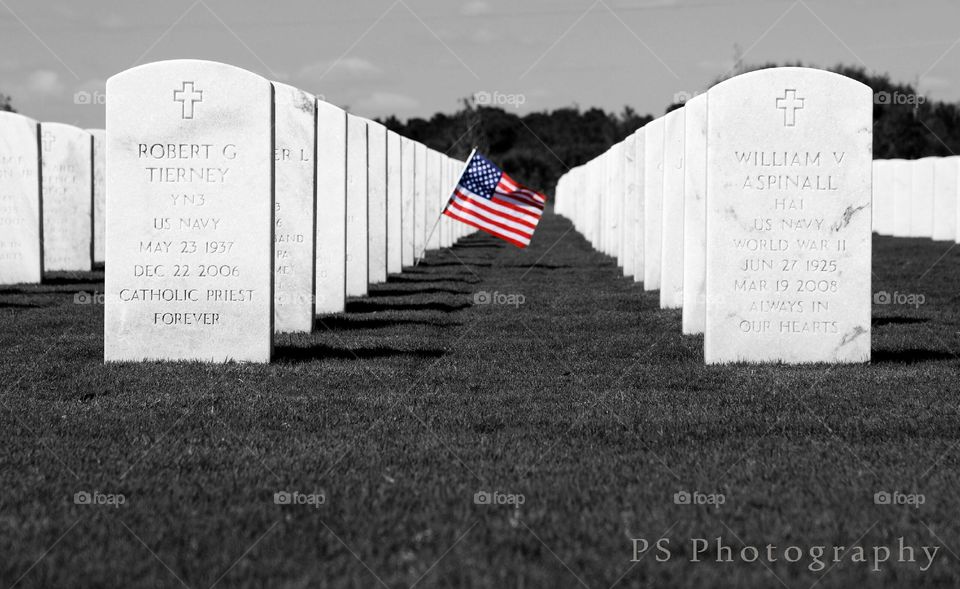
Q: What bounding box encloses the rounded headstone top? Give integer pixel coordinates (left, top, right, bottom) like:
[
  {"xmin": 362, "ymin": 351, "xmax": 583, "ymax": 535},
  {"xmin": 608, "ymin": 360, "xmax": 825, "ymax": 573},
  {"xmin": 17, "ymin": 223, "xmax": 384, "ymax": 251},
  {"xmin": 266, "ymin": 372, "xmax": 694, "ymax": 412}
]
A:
[
  {"xmin": 0, "ymin": 111, "xmax": 37, "ymax": 124},
  {"xmin": 107, "ymin": 59, "xmax": 269, "ymax": 84},
  {"xmin": 40, "ymin": 121, "xmax": 91, "ymax": 138},
  {"xmin": 709, "ymin": 66, "xmax": 872, "ymax": 95},
  {"xmin": 271, "ymin": 81, "xmax": 316, "ymax": 114}
]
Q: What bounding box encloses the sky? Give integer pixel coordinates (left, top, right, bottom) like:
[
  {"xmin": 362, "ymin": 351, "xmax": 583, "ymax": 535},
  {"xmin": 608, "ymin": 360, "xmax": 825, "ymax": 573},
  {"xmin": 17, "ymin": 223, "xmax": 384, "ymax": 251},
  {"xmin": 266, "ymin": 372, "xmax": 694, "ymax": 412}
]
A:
[{"xmin": 1, "ymin": 0, "xmax": 958, "ymax": 129}]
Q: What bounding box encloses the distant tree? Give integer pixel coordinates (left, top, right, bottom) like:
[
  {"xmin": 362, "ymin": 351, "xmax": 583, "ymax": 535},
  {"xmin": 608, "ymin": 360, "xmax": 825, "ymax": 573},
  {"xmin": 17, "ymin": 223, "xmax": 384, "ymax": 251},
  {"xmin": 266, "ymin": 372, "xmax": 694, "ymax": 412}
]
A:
[
  {"xmin": 0, "ymin": 93, "xmax": 14, "ymax": 112},
  {"xmin": 382, "ymin": 101, "xmax": 651, "ymax": 195}
]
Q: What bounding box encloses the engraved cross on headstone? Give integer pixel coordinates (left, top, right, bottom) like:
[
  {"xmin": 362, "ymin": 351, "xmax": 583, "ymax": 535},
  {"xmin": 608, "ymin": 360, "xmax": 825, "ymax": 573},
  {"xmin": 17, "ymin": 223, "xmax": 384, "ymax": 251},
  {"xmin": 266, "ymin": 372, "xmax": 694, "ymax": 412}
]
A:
[
  {"xmin": 173, "ymin": 82, "xmax": 203, "ymax": 119},
  {"xmin": 41, "ymin": 131, "xmax": 55, "ymax": 151},
  {"xmin": 776, "ymin": 89, "xmax": 805, "ymax": 127}
]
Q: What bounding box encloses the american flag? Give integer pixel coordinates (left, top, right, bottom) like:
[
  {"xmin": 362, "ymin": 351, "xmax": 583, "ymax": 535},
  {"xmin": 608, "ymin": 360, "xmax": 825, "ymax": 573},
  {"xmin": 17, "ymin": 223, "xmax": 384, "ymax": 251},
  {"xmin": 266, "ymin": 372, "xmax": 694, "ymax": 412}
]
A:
[{"xmin": 443, "ymin": 153, "xmax": 547, "ymax": 248}]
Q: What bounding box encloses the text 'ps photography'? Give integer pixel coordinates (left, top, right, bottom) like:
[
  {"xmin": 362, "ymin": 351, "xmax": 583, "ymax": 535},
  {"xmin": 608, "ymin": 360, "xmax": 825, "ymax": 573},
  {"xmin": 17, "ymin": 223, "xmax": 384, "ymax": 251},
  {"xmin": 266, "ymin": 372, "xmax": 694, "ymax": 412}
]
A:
[{"xmin": 2, "ymin": 2, "xmax": 959, "ymax": 588}]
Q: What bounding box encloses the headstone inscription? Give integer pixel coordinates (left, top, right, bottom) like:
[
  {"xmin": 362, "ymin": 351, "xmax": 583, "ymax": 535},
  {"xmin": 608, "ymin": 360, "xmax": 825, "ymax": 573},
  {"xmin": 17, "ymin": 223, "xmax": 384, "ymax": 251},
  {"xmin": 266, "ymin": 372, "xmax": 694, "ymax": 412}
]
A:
[
  {"xmin": 41, "ymin": 122, "xmax": 93, "ymax": 272},
  {"xmin": 272, "ymin": 82, "xmax": 316, "ymax": 333}
]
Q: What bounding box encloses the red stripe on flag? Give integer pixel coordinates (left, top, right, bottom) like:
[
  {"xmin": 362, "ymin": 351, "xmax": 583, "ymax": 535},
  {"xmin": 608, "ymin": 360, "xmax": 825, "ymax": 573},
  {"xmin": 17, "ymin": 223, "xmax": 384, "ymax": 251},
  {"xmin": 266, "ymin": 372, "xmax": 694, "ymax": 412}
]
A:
[
  {"xmin": 456, "ymin": 191, "xmax": 540, "ymax": 229},
  {"xmin": 443, "ymin": 209, "xmax": 529, "ymax": 248},
  {"xmin": 492, "ymin": 191, "xmax": 545, "ymax": 213},
  {"xmin": 516, "ymin": 188, "xmax": 547, "ymax": 203},
  {"xmin": 446, "ymin": 197, "xmax": 534, "ymax": 242},
  {"xmin": 447, "ymin": 197, "xmax": 535, "ymax": 238},
  {"xmin": 494, "ymin": 183, "xmax": 546, "ymax": 209}
]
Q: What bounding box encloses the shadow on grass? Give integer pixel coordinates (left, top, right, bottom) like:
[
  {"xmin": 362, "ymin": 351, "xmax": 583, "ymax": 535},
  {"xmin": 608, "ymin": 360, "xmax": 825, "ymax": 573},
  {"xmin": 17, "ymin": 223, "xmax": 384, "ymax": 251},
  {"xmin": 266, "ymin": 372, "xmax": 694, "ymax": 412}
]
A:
[
  {"xmin": 274, "ymin": 344, "xmax": 446, "ymax": 363},
  {"xmin": 387, "ymin": 274, "xmax": 479, "ymax": 285},
  {"xmin": 1, "ymin": 275, "xmax": 108, "ymax": 297},
  {"xmin": 315, "ymin": 316, "xmax": 461, "ymax": 330},
  {"xmin": 450, "ymin": 243, "xmax": 503, "ymax": 250},
  {"xmin": 873, "ymin": 349, "xmax": 957, "ymax": 364},
  {"xmin": 416, "ymin": 261, "xmax": 493, "ymax": 269},
  {"xmin": 368, "ymin": 287, "xmax": 472, "ymax": 297},
  {"xmin": 42, "ymin": 275, "xmax": 103, "ymax": 287},
  {"xmin": 872, "ymin": 317, "xmax": 929, "ymax": 327},
  {"xmin": 0, "ymin": 301, "xmax": 49, "ymax": 309},
  {"xmin": 504, "ymin": 263, "xmax": 575, "ymax": 270},
  {"xmin": 345, "ymin": 300, "xmax": 471, "ymax": 314}
]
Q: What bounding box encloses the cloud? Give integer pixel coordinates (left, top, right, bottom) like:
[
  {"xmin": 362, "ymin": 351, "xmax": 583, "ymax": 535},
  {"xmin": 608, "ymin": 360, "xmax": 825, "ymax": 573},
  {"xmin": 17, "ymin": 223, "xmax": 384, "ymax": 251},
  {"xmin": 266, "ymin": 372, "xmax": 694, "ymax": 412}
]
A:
[
  {"xmin": 919, "ymin": 76, "xmax": 950, "ymax": 91},
  {"xmin": 470, "ymin": 28, "xmax": 500, "ymax": 44},
  {"xmin": 25, "ymin": 70, "xmax": 64, "ymax": 98},
  {"xmin": 100, "ymin": 13, "xmax": 127, "ymax": 30},
  {"xmin": 697, "ymin": 58, "xmax": 736, "ymax": 73},
  {"xmin": 461, "ymin": 1, "xmax": 492, "ymax": 16},
  {"xmin": 298, "ymin": 56, "xmax": 383, "ymax": 83},
  {"xmin": 354, "ymin": 92, "xmax": 420, "ymax": 114}
]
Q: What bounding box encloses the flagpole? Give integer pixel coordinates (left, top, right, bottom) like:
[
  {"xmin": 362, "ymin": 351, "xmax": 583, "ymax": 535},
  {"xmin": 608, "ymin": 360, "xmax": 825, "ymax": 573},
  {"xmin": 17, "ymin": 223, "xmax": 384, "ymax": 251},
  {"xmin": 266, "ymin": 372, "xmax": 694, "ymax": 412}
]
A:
[{"xmin": 416, "ymin": 147, "xmax": 478, "ymax": 266}]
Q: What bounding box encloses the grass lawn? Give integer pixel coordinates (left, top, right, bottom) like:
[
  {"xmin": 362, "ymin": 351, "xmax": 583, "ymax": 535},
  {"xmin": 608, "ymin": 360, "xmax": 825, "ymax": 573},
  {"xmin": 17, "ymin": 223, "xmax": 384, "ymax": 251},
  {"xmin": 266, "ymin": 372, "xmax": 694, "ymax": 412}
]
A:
[{"xmin": 2, "ymin": 209, "xmax": 960, "ymax": 588}]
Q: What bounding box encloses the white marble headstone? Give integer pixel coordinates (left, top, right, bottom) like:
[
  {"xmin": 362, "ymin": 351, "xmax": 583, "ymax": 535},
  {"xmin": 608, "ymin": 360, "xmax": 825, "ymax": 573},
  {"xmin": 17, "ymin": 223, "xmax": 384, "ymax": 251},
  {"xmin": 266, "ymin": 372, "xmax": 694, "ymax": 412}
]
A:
[
  {"xmin": 704, "ymin": 68, "xmax": 872, "ymax": 364},
  {"xmin": 891, "ymin": 159, "xmax": 911, "ymax": 237},
  {"xmin": 315, "ymin": 100, "xmax": 347, "ymax": 315},
  {"xmin": 932, "ymin": 157, "xmax": 958, "ymax": 241},
  {"xmin": 643, "ymin": 117, "xmax": 664, "ymax": 290},
  {"xmin": 596, "ymin": 158, "xmax": 605, "ymax": 248},
  {"xmin": 105, "ymin": 59, "xmax": 274, "ymax": 362},
  {"xmin": 608, "ymin": 143, "xmax": 624, "ymax": 265},
  {"xmin": 682, "ymin": 94, "xmax": 708, "ymax": 335},
  {"xmin": 367, "ymin": 121, "xmax": 388, "ymax": 284},
  {"xmin": 660, "ymin": 108, "xmax": 685, "ymax": 309},
  {"xmin": 345, "ymin": 114, "xmax": 368, "ymax": 297},
  {"xmin": 400, "ymin": 137, "xmax": 415, "ymax": 267},
  {"xmin": 587, "ymin": 159, "xmax": 600, "ymax": 246},
  {"xmin": 426, "ymin": 149, "xmax": 441, "ymax": 251},
  {"xmin": 872, "ymin": 160, "xmax": 894, "ymax": 236},
  {"xmin": 272, "ymin": 82, "xmax": 316, "ymax": 333},
  {"xmin": 387, "ymin": 130, "xmax": 402, "ymax": 274},
  {"xmin": 437, "ymin": 155, "xmax": 448, "ymax": 249},
  {"xmin": 414, "ymin": 142, "xmax": 427, "ymax": 261},
  {"xmin": 621, "ymin": 134, "xmax": 637, "ymax": 278},
  {"xmin": 909, "ymin": 157, "xmax": 935, "ymax": 238},
  {"xmin": 0, "ymin": 112, "xmax": 42, "ymax": 285},
  {"xmin": 41, "ymin": 122, "xmax": 93, "ymax": 272},
  {"xmin": 631, "ymin": 128, "xmax": 646, "ymax": 281},
  {"xmin": 443, "ymin": 157, "xmax": 455, "ymax": 247},
  {"xmin": 88, "ymin": 129, "xmax": 106, "ymax": 265}
]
